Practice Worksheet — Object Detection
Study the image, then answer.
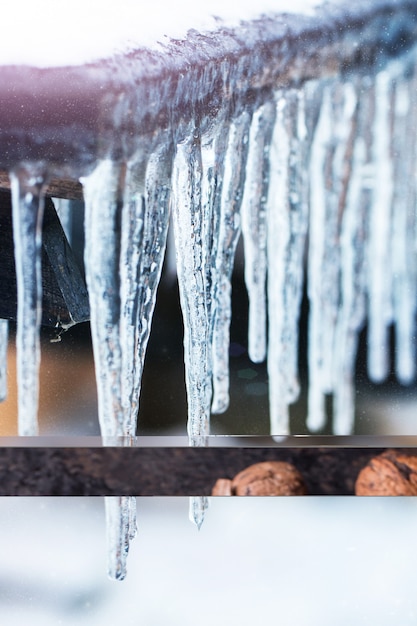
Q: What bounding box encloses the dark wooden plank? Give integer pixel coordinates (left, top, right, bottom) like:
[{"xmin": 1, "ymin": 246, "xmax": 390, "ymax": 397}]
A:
[
  {"xmin": 0, "ymin": 446, "xmax": 414, "ymax": 495},
  {"xmin": 0, "ymin": 2, "xmax": 415, "ymax": 173},
  {"xmin": 0, "ymin": 172, "xmax": 83, "ymax": 201}
]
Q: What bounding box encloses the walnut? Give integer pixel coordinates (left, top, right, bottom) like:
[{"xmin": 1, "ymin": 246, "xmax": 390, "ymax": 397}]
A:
[
  {"xmin": 211, "ymin": 461, "xmax": 307, "ymax": 496},
  {"xmin": 355, "ymin": 450, "xmax": 417, "ymax": 495},
  {"xmin": 211, "ymin": 478, "xmax": 233, "ymax": 496}
]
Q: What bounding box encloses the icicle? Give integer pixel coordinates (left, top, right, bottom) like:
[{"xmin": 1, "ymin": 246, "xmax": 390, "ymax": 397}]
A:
[
  {"xmin": 367, "ymin": 71, "xmax": 394, "ymax": 383},
  {"xmin": 306, "ymin": 85, "xmax": 334, "ymax": 432},
  {"xmin": 332, "ymin": 80, "xmax": 368, "ymax": 435},
  {"xmin": 189, "ymin": 495, "xmax": 208, "ymax": 530},
  {"xmin": 266, "ymin": 91, "xmax": 308, "ymax": 435},
  {"xmin": 391, "ymin": 73, "xmax": 417, "ymax": 384},
  {"xmin": 82, "ymin": 138, "xmax": 172, "ymax": 577},
  {"xmin": 0, "ymin": 320, "xmax": 8, "ymax": 401},
  {"xmin": 306, "ymin": 81, "xmax": 357, "ymax": 432},
  {"xmin": 118, "ymin": 158, "xmax": 146, "ymax": 436},
  {"xmin": 10, "ymin": 165, "xmax": 47, "ymax": 436},
  {"xmin": 172, "ymin": 129, "xmax": 208, "ymax": 528},
  {"xmin": 82, "ymin": 161, "xmax": 133, "ymax": 581},
  {"xmin": 200, "ymin": 121, "xmax": 228, "ymax": 356},
  {"xmin": 171, "ymin": 128, "xmax": 212, "ymax": 447},
  {"xmin": 119, "ymin": 143, "xmax": 172, "ymax": 435},
  {"xmin": 282, "ymin": 91, "xmax": 309, "ymax": 407},
  {"xmin": 105, "ymin": 495, "xmax": 137, "ymax": 581},
  {"xmin": 241, "ymin": 101, "xmax": 276, "ymax": 364},
  {"xmin": 172, "ymin": 113, "xmax": 232, "ymax": 525},
  {"xmin": 266, "ymin": 96, "xmax": 291, "ymax": 435},
  {"xmin": 81, "ymin": 160, "xmax": 125, "ymax": 441},
  {"xmin": 211, "ymin": 111, "xmax": 251, "ymax": 414}
]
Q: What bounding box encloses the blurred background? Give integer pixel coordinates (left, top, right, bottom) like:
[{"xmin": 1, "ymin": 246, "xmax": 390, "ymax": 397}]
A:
[{"xmin": 0, "ymin": 496, "xmax": 416, "ymax": 625}]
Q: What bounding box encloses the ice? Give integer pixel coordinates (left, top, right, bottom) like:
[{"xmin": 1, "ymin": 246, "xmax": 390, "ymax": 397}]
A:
[
  {"xmin": 168, "ymin": 66, "xmax": 416, "ymax": 443},
  {"xmin": 105, "ymin": 495, "xmax": 137, "ymax": 581},
  {"xmin": 171, "ymin": 116, "xmax": 232, "ymax": 527},
  {"xmin": 211, "ymin": 111, "xmax": 251, "ymax": 414},
  {"xmin": 10, "ymin": 164, "xmax": 47, "ymax": 436},
  {"xmin": 241, "ymin": 102, "xmax": 276, "ymax": 364},
  {"xmin": 189, "ymin": 496, "xmax": 209, "ymax": 530},
  {"xmin": 391, "ymin": 70, "xmax": 417, "ymax": 385},
  {"xmin": 14, "ymin": 54, "xmax": 414, "ymax": 448},
  {"xmin": 81, "ymin": 147, "xmax": 171, "ymax": 440},
  {"xmin": 332, "ymin": 80, "xmax": 368, "ymax": 436},
  {"xmin": 119, "ymin": 141, "xmax": 172, "ymax": 435},
  {"xmin": 4, "ymin": 41, "xmax": 417, "ymax": 578},
  {"xmin": 81, "ymin": 159, "xmax": 125, "ymax": 440},
  {"xmin": 303, "ymin": 59, "xmax": 417, "ymax": 434},
  {"xmin": 366, "ymin": 71, "xmax": 394, "ymax": 383},
  {"xmin": 307, "ymin": 81, "xmax": 358, "ymax": 431},
  {"xmin": 81, "ymin": 139, "xmax": 171, "ymax": 578},
  {"xmin": 266, "ymin": 91, "xmax": 309, "ymax": 435},
  {"xmin": 305, "ymin": 84, "xmax": 333, "ymax": 431},
  {"xmin": 171, "ymin": 126, "xmax": 212, "ymax": 447}
]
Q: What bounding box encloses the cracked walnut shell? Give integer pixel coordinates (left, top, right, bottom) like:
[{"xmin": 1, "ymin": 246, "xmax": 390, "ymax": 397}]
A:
[
  {"xmin": 212, "ymin": 461, "xmax": 307, "ymax": 496},
  {"xmin": 355, "ymin": 450, "xmax": 417, "ymax": 496}
]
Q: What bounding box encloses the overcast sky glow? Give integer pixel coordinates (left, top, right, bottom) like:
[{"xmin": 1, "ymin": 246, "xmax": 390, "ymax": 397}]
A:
[{"xmin": 0, "ymin": 0, "xmax": 321, "ymax": 67}]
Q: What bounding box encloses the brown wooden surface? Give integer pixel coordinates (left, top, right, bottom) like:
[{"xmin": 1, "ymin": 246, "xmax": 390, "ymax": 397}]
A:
[
  {"xmin": 0, "ymin": 172, "xmax": 83, "ymax": 201},
  {"xmin": 0, "ymin": 2, "xmax": 415, "ymax": 174},
  {"xmin": 0, "ymin": 446, "xmax": 414, "ymax": 495}
]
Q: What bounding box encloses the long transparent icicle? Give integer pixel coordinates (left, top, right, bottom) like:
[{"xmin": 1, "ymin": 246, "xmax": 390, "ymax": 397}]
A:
[
  {"xmin": 117, "ymin": 145, "xmax": 171, "ymax": 557},
  {"xmin": 82, "ymin": 161, "xmax": 131, "ymax": 581},
  {"xmin": 266, "ymin": 91, "xmax": 308, "ymax": 435},
  {"xmin": 306, "ymin": 86, "xmax": 333, "ymax": 432},
  {"xmin": 82, "ymin": 160, "xmax": 124, "ymax": 441},
  {"xmin": 241, "ymin": 101, "xmax": 276, "ymax": 364},
  {"xmin": 321, "ymin": 85, "xmax": 356, "ymax": 392},
  {"xmin": 307, "ymin": 81, "xmax": 357, "ymax": 432},
  {"xmin": 200, "ymin": 123, "xmax": 228, "ymax": 362},
  {"xmin": 367, "ymin": 71, "xmax": 394, "ymax": 383},
  {"xmin": 105, "ymin": 496, "xmax": 137, "ymax": 581},
  {"xmin": 83, "ymin": 145, "xmax": 172, "ymax": 577},
  {"xmin": 118, "ymin": 158, "xmax": 146, "ymax": 436},
  {"xmin": 171, "ymin": 129, "xmax": 211, "ymax": 448},
  {"xmin": 0, "ymin": 320, "xmax": 8, "ymax": 402},
  {"xmin": 82, "ymin": 161, "xmax": 129, "ymax": 580},
  {"xmin": 211, "ymin": 111, "xmax": 251, "ymax": 414},
  {"xmin": 189, "ymin": 494, "xmax": 209, "ymax": 531},
  {"xmin": 391, "ymin": 74, "xmax": 417, "ymax": 384},
  {"xmin": 172, "ymin": 117, "xmax": 231, "ymax": 525},
  {"xmin": 266, "ymin": 97, "xmax": 291, "ymax": 435},
  {"xmin": 283, "ymin": 91, "xmax": 309, "ymax": 407},
  {"xmin": 10, "ymin": 166, "xmax": 47, "ymax": 436},
  {"xmin": 332, "ymin": 82, "xmax": 367, "ymax": 435},
  {"xmin": 120, "ymin": 144, "xmax": 172, "ymax": 435}
]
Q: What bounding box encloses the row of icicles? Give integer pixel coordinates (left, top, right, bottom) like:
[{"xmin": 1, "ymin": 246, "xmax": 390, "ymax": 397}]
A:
[{"xmin": 3, "ymin": 54, "xmax": 417, "ymax": 578}]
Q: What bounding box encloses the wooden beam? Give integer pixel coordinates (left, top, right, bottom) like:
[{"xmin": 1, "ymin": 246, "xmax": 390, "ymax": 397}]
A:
[
  {"xmin": 0, "ymin": 172, "xmax": 83, "ymax": 201},
  {"xmin": 0, "ymin": 445, "xmax": 415, "ymax": 495}
]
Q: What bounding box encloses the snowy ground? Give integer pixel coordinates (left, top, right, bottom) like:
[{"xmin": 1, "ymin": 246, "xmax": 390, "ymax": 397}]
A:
[{"xmin": 0, "ymin": 497, "xmax": 416, "ymax": 625}]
